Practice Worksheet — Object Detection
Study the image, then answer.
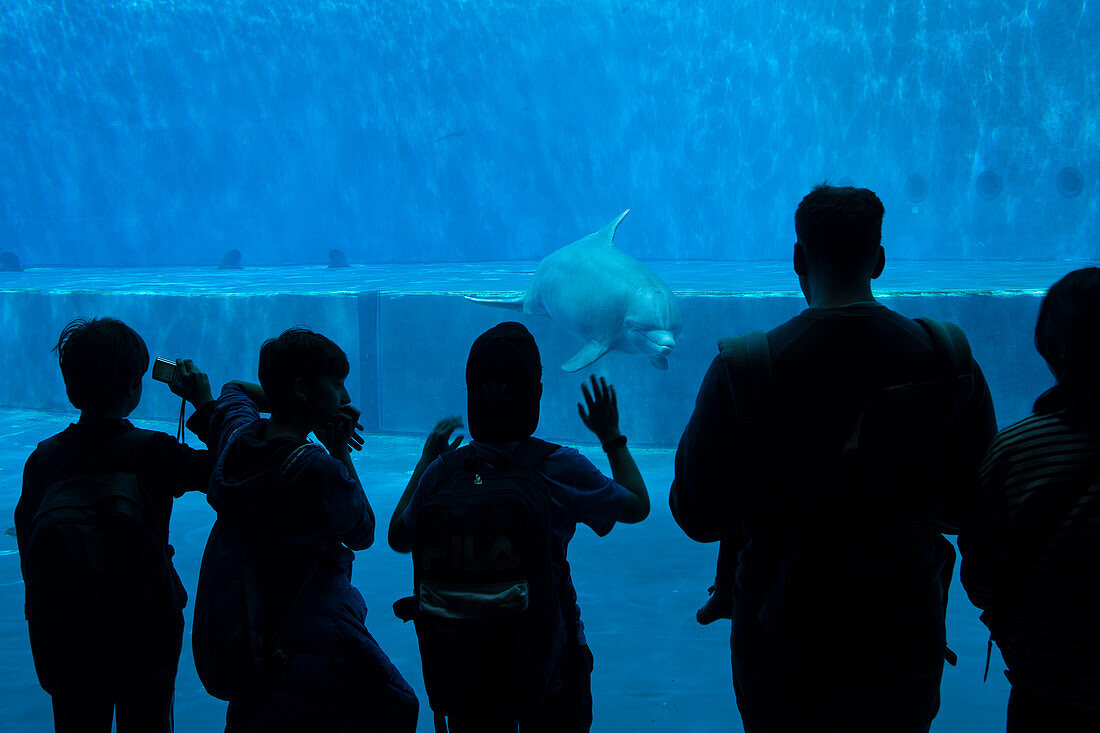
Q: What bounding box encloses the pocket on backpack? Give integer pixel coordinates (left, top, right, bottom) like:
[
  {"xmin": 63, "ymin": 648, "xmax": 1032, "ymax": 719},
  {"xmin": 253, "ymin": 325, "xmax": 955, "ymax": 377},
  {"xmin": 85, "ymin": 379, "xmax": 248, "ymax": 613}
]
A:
[{"xmin": 419, "ymin": 580, "xmax": 529, "ymax": 620}]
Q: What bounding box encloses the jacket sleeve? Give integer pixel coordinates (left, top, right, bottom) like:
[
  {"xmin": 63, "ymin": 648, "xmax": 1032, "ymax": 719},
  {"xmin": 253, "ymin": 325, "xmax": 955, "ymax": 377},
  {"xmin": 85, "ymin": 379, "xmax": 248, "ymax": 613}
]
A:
[
  {"xmin": 185, "ymin": 401, "xmax": 217, "ymax": 449},
  {"xmin": 142, "ymin": 431, "xmax": 216, "ymax": 498},
  {"xmin": 670, "ymin": 355, "xmax": 747, "ymax": 543},
  {"xmin": 319, "ymin": 455, "xmax": 375, "ymax": 551},
  {"xmin": 958, "ymin": 439, "xmax": 1010, "ymax": 626},
  {"xmin": 209, "ymin": 382, "xmax": 261, "ymax": 452}
]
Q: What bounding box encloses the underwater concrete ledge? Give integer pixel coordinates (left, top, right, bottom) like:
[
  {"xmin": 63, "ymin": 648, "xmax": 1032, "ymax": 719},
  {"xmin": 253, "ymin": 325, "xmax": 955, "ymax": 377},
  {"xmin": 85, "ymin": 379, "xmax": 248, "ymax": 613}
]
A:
[{"xmin": 0, "ymin": 262, "xmax": 1078, "ymax": 444}]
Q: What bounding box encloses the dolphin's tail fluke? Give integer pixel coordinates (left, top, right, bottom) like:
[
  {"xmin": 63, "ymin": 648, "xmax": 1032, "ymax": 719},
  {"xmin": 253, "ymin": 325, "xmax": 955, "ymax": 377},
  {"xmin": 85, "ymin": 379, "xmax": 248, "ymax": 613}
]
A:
[{"xmin": 465, "ymin": 294, "xmax": 525, "ymax": 311}]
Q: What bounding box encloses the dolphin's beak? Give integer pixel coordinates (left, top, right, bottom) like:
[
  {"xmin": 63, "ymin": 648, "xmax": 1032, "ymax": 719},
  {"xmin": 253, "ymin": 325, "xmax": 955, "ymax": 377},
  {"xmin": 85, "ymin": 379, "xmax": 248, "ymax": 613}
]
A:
[{"xmin": 646, "ymin": 331, "xmax": 676, "ymax": 355}]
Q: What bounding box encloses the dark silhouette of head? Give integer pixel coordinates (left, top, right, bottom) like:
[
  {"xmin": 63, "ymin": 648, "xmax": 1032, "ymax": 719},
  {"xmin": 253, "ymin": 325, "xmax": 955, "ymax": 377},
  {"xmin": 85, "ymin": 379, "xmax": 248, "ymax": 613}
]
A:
[
  {"xmin": 794, "ymin": 184, "xmax": 885, "ymax": 288},
  {"xmin": 219, "ymin": 249, "xmax": 243, "ymax": 269},
  {"xmin": 1, "ymin": 251, "xmax": 22, "ymax": 272},
  {"xmin": 1035, "ymin": 268, "xmax": 1100, "ymax": 415},
  {"xmin": 328, "ymin": 249, "xmax": 349, "ymax": 268},
  {"xmin": 466, "ymin": 322, "xmax": 542, "ymax": 444},
  {"xmin": 259, "ymin": 328, "xmax": 349, "ymax": 419},
  {"xmin": 55, "ymin": 318, "xmax": 149, "ymax": 414}
]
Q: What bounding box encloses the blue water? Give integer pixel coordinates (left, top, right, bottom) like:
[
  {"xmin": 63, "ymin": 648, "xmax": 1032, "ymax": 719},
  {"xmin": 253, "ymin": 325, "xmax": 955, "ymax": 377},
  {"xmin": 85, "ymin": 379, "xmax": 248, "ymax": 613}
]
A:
[
  {"xmin": 0, "ymin": 2, "xmax": 1096, "ymax": 267},
  {"xmin": 1, "ymin": 1, "xmax": 1098, "ymax": 730}
]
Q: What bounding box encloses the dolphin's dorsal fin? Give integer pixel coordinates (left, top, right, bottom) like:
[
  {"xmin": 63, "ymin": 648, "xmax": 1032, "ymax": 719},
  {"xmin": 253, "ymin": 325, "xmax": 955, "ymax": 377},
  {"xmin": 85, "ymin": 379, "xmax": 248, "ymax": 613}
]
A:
[{"xmin": 593, "ymin": 209, "xmax": 630, "ymax": 246}]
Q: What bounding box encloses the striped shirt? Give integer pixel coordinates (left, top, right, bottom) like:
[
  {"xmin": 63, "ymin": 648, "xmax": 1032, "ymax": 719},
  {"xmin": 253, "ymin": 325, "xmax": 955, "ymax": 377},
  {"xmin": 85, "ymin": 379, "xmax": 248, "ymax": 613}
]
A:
[{"xmin": 959, "ymin": 410, "xmax": 1100, "ymax": 710}]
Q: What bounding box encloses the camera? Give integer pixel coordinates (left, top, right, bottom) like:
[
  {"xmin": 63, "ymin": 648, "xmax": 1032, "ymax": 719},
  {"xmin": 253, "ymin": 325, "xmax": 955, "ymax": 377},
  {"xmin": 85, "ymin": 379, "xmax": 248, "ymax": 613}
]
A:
[{"xmin": 152, "ymin": 357, "xmax": 181, "ymax": 389}]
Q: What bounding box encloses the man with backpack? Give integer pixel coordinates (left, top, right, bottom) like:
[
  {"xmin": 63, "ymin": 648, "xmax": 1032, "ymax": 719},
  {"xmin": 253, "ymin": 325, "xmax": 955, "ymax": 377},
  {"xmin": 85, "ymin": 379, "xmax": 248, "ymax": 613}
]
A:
[
  {"xmin": 388, "ymin": 321, "xmax": 650, "ymax": 733},
  {"xmin": 16, "ymin": 317, "xmax": 217, "ymax": 733},
  {"xmin": 671, "ymin": 185, "xmax": 998, "ymax": 732}
]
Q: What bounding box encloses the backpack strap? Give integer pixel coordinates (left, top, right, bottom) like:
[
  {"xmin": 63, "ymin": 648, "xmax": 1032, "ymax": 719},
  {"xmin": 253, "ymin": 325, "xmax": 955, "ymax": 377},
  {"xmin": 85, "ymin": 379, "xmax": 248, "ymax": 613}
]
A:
[
  {"xmin": 442, "ymin": 439, "xmax": 559, "ymax": 475},
  {"xmin": 273, "ymin": 442, "xmax": 319, "ymax": 484},
  {"xmin": 914, "ymin": 318, "xmax": 974, "ymax": 420},
  {"xmin": 915, "ymin": 318, "xmax": 979, "ymax": 668},
  {"xmin": 508, "ymin": 438, "xmax": 561, "ymax": 471},
  {"xmin": 718, "ymin": 331, "xmax": 773, "ymax": 461}
]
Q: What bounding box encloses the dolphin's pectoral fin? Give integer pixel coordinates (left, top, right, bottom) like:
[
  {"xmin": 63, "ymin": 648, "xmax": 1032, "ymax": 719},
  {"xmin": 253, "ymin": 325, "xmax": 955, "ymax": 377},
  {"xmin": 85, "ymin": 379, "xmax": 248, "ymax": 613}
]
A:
[
  {"xmin": 649, "ymin": 355, "xmax": 669, "ymax": 370},
  {"xmin": 562, "ymin": 341, "xmax": 610, "ymax": 372},
  {"xmin": 594, "ymin": 209, "xmax": 630, "ymax": 246},
  {"xmin": 465, "ymin": 295, "xmax": 525, "ymax": 311}
]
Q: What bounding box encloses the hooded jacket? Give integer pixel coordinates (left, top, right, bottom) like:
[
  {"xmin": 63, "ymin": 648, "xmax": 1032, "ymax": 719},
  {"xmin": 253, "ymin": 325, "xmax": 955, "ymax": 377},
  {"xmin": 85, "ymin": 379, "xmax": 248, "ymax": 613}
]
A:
[{"xmin": 206, "ymin": 383, "xmax": 417, "ymax": 732}]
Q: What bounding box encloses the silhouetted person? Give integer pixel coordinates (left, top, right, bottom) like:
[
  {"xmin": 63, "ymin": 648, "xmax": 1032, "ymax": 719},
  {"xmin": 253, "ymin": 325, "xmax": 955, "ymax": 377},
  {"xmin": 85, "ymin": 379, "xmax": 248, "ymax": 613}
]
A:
[
  {"xmin": 218, "ymin": 248, "xmax": 243, "ymax": 269},
  {"xmin": 196, "ymin": 328, "xmax": 417, "ymax": 732},
  {"xmin": 960, "ymin": 268, "xmax": 1100, "ymax": 732},
  {"xmin": 389, "ymin": 322, "xmax": 650, "ymax": 732},
  {"xmin": 16, "ymin": 318, "xmax": 216, "ymax": 733},
  {"xmin": 671, "ymin": 184, "xmax": 997, "ymax": 732},
  {"xmin": 1, "ymin": 251, "xmax": 22, "ymax": 271},
  {"xmin": 328, "ymin": 248, "xmax": 349, "ymax": 268}
]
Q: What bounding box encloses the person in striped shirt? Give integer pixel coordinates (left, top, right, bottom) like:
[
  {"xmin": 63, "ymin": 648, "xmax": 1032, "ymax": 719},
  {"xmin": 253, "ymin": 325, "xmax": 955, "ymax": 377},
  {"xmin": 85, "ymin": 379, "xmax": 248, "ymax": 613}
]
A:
[{"xmin": 960, "ymin": 267, "xmax": 1100, "ymax": 732}]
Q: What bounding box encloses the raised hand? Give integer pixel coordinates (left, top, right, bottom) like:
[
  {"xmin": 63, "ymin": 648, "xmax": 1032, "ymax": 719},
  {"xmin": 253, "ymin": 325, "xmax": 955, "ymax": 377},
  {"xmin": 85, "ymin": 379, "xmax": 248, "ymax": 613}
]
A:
[
  {"xmin": 318, "ymin": 404, "xmax": 364, "ymax": 456},
  {"xmin": 170, "ymin": 359, "xmax": 214, "ymax": 408},
  {"xmin": 577, "ymin": 375, "xmax": 621, "ymax": 443},
  {"xmin": 421, "ymin": 416, "xmax": 464, "ymax": 464}
]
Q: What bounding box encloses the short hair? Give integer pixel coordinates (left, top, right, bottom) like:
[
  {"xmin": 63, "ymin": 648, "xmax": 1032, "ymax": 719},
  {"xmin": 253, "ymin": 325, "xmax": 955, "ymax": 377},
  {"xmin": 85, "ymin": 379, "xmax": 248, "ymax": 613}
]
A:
[
  {"xmin": 258, "ymin": 328, "xmax": 349, "ymax": 415},
  {"xmin": 1035, "ymin": 267, "xmax": 1100, "ymax": 408},
  {"xmin": 795, "ymin": 184, "xmax": 885, "ymax": 276},
  {"xmin": 55, "ymin": 318, "xmax": 149, "ymax": 412}
]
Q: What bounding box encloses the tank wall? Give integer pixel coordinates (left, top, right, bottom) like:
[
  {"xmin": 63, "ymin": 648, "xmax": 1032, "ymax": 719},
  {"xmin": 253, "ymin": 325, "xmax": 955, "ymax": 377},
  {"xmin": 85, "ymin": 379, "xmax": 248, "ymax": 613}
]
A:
[
  {"xmin": 2, "ymin": 289, "xmax": 1050, "ymax": 443},
  {"xmin": 1, "ymin": 2, "xmax": 1096, "ymax": 267},
  {"xmin": 0, "ymin": 291, "xmax": 360, "ymax": 423}
]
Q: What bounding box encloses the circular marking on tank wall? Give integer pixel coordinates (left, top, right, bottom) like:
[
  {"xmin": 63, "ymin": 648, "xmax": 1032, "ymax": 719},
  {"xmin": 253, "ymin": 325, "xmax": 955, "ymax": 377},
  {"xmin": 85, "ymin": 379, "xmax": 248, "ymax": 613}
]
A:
[
  {"xmin": 904, "ymin": 173, "xmax": 928, "ymax": 203},
  {"xmin": 976, "ymin": 170, "xmax": 1003, "ymax": 201},
  {"xmin": 1056, "ymin": 167, "xmax": 1084, "ymax": 198}
]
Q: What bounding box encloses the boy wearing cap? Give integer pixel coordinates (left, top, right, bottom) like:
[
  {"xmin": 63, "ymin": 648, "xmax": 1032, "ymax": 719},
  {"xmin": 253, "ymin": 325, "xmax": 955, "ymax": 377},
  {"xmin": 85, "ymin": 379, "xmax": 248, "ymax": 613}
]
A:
[{"xmin": 389, "ymin": 321, "xmax": 649, "ymax": 732}]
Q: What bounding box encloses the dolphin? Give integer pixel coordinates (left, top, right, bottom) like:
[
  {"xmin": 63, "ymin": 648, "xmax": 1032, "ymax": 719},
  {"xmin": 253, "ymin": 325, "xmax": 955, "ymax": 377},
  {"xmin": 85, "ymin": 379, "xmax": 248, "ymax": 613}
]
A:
[{"xmin": 467, "ymin": 210, "xmax": 682, "ymax": 371}]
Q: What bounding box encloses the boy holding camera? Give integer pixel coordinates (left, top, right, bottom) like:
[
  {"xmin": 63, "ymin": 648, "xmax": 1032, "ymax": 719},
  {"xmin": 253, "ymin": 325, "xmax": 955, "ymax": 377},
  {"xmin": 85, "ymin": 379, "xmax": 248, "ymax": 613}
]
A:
[{"xmin": 16, "ymin": 317, "xmax": 216, "ymax": 733}]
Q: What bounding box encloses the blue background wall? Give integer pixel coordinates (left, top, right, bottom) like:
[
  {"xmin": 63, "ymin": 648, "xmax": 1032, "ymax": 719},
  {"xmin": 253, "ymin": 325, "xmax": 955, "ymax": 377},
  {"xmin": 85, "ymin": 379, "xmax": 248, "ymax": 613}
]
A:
[{"xmin": 1, "ymin": 1, "xmax": 1096, "ymax": 266}]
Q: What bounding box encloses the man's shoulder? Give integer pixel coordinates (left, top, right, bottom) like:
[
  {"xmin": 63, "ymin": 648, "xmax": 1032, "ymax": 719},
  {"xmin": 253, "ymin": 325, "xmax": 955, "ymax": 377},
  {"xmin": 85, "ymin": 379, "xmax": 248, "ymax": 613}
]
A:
[{"xmin": 769, "ymin": 304, "xmax": 928, "ymax": 338}]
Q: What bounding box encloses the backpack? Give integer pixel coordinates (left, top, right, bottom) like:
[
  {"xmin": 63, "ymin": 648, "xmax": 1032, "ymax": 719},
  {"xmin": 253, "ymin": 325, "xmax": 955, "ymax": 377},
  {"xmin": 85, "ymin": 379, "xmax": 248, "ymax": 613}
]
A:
[
  {"xmin": 192, "ymin": 440, "xmax": 321, "ymax": 701},
  {"xmin": 397, "ymin": 438, "xmax": 565, "ymax": 721},
  {"xmin": 23, "ymin": 432, "xmax": 185, "ymax": 697},
  {"xmin": 720, "ymin": 318, "xmax": 973, "ymax": 662},
  {"xmin": 719, "ymin": 318, "xmax": 973, "ymax": 516}
]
